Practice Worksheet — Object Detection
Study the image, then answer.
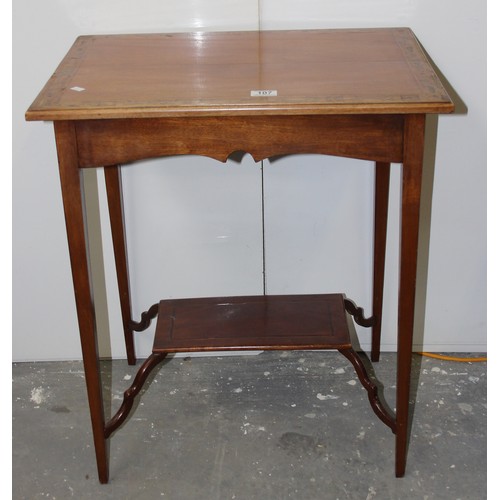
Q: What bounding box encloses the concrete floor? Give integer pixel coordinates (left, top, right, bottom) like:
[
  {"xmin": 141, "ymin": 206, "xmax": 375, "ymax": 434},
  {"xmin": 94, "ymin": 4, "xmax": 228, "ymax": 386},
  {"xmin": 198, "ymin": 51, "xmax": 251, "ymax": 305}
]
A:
[{"xmin": 13, "ymin": 351, "xmax": 486, "ymax": 499}]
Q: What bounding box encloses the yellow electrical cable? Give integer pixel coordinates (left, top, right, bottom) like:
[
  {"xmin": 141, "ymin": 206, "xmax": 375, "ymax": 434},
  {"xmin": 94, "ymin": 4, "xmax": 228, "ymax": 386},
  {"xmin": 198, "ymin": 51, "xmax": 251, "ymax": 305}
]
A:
[{"xmin": 416, "ymin": 352, "xmax": 487, "ymax": 362}]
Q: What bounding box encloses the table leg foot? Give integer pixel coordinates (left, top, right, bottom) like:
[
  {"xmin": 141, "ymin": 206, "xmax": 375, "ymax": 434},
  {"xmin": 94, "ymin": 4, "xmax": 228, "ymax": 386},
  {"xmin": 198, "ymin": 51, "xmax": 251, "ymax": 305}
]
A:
[{"xmin": 395, "ymin": 431, "xmax": 408, "ymax": 477}]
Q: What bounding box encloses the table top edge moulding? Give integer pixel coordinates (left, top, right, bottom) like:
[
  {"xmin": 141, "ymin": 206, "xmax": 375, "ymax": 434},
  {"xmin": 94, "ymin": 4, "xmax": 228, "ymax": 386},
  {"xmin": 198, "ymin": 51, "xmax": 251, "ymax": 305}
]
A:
[
  {"xmin": 25, "ymin": 27, "xmax": 455, "ymax": 483},
  {"xmin": 25, "ymin": 28, "xmax": 454, "ymax": 121}
]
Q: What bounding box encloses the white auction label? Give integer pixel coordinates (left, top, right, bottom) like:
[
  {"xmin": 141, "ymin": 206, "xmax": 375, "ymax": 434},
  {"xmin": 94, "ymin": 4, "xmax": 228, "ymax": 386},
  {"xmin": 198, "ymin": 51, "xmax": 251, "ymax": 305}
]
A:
[{"xmin": 250, "ymin": 90, "xmax": 278, "ymax": 96}]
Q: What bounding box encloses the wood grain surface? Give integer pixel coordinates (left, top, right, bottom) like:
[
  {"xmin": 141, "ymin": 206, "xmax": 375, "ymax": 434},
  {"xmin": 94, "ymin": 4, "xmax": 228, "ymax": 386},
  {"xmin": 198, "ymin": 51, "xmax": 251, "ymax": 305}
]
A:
[{"xmin": 26, "ymin": 28, "xmax": 454, "ymax": 120}]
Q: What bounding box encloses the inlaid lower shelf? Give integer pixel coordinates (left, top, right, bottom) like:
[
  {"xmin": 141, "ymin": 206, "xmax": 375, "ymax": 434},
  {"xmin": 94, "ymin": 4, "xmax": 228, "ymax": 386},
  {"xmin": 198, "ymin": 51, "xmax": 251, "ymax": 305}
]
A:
[
  {"xmin": 105, "ymin": 293, "xmax": 396, "ymax": 440},
  {"xmin": 152, "ymin": 293, "xmax": 352, "ymax": 353}
]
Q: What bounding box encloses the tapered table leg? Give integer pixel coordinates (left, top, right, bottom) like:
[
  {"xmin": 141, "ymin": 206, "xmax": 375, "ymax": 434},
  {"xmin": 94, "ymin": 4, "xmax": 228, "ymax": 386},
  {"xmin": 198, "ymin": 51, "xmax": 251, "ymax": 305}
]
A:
[
  {"xmin": 395, "ymin": 114, "xmax": 426, "ymax": 477},
  {"xmin": 371, "ymin": 161, "xmax": 391, "ymax": 362},
  {"xmin": 54, "ymin": 121, "xmax": 109, "ymax": 484},
  {"xmin": 104, "ymin": 165, "xmax": 136, "ymax": 365}
]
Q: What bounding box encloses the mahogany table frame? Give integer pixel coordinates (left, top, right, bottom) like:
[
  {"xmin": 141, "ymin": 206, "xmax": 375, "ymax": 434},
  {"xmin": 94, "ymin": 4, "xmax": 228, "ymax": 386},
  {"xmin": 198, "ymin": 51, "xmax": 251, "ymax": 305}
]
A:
[{"xmin": 26, "ymin": 29, "xmax": 454, "ymax": 483}]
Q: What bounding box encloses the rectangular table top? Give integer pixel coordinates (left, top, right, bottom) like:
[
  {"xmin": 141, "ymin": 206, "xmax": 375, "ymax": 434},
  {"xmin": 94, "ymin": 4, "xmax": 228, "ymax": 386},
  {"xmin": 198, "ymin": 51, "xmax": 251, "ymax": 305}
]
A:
[{"xmin": 26, "ymin": 28, "xmax": 454, "ymax": 121}]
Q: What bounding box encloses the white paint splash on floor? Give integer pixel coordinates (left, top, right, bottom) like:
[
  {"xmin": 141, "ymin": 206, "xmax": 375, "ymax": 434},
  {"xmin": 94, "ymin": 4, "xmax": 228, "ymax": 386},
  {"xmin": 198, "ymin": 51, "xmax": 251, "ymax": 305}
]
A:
[
  {"xmin": 241, "ymin": 422, "xmax": 266, "ymax": 435},
  {"xmin": 458, "ymin": 403, "xmax": 473, "ymax": 414},
  {"xmin": 316, "ymin": 393, "xmax": 339, "ymax": 401},
  {"xmin": 366, "ymin": 485, "xmax": 377, "ymax": 499},
  {"xmin": 30, "ymin": 387, "xmax": 47, "ymax": 405}
]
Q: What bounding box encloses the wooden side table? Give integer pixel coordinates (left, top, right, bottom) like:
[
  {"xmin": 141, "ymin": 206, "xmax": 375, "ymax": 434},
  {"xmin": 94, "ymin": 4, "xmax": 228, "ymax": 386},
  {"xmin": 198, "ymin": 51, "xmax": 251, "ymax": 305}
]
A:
[{"xmin": 26, "ymin": 28, "xmax": 454, "ymax": 483}]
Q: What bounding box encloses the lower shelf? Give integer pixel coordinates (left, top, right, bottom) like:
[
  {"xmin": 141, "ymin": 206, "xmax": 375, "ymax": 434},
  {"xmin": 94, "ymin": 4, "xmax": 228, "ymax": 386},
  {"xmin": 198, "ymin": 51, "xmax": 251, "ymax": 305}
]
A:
[
  {"xmin": 153, "ymin": 293, "xmax": 352, "ymax": 353},
  {"xmin": 105, "ymin": 293, "xmax": 397, "ymax": 439}
]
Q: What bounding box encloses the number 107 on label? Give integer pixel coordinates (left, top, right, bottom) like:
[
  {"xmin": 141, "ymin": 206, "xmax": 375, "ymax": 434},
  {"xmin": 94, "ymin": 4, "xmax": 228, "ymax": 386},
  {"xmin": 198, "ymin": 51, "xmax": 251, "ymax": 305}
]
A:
[{"xmin": 250, "ymin": 90, "xmax": 278, "ymax": 96}]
